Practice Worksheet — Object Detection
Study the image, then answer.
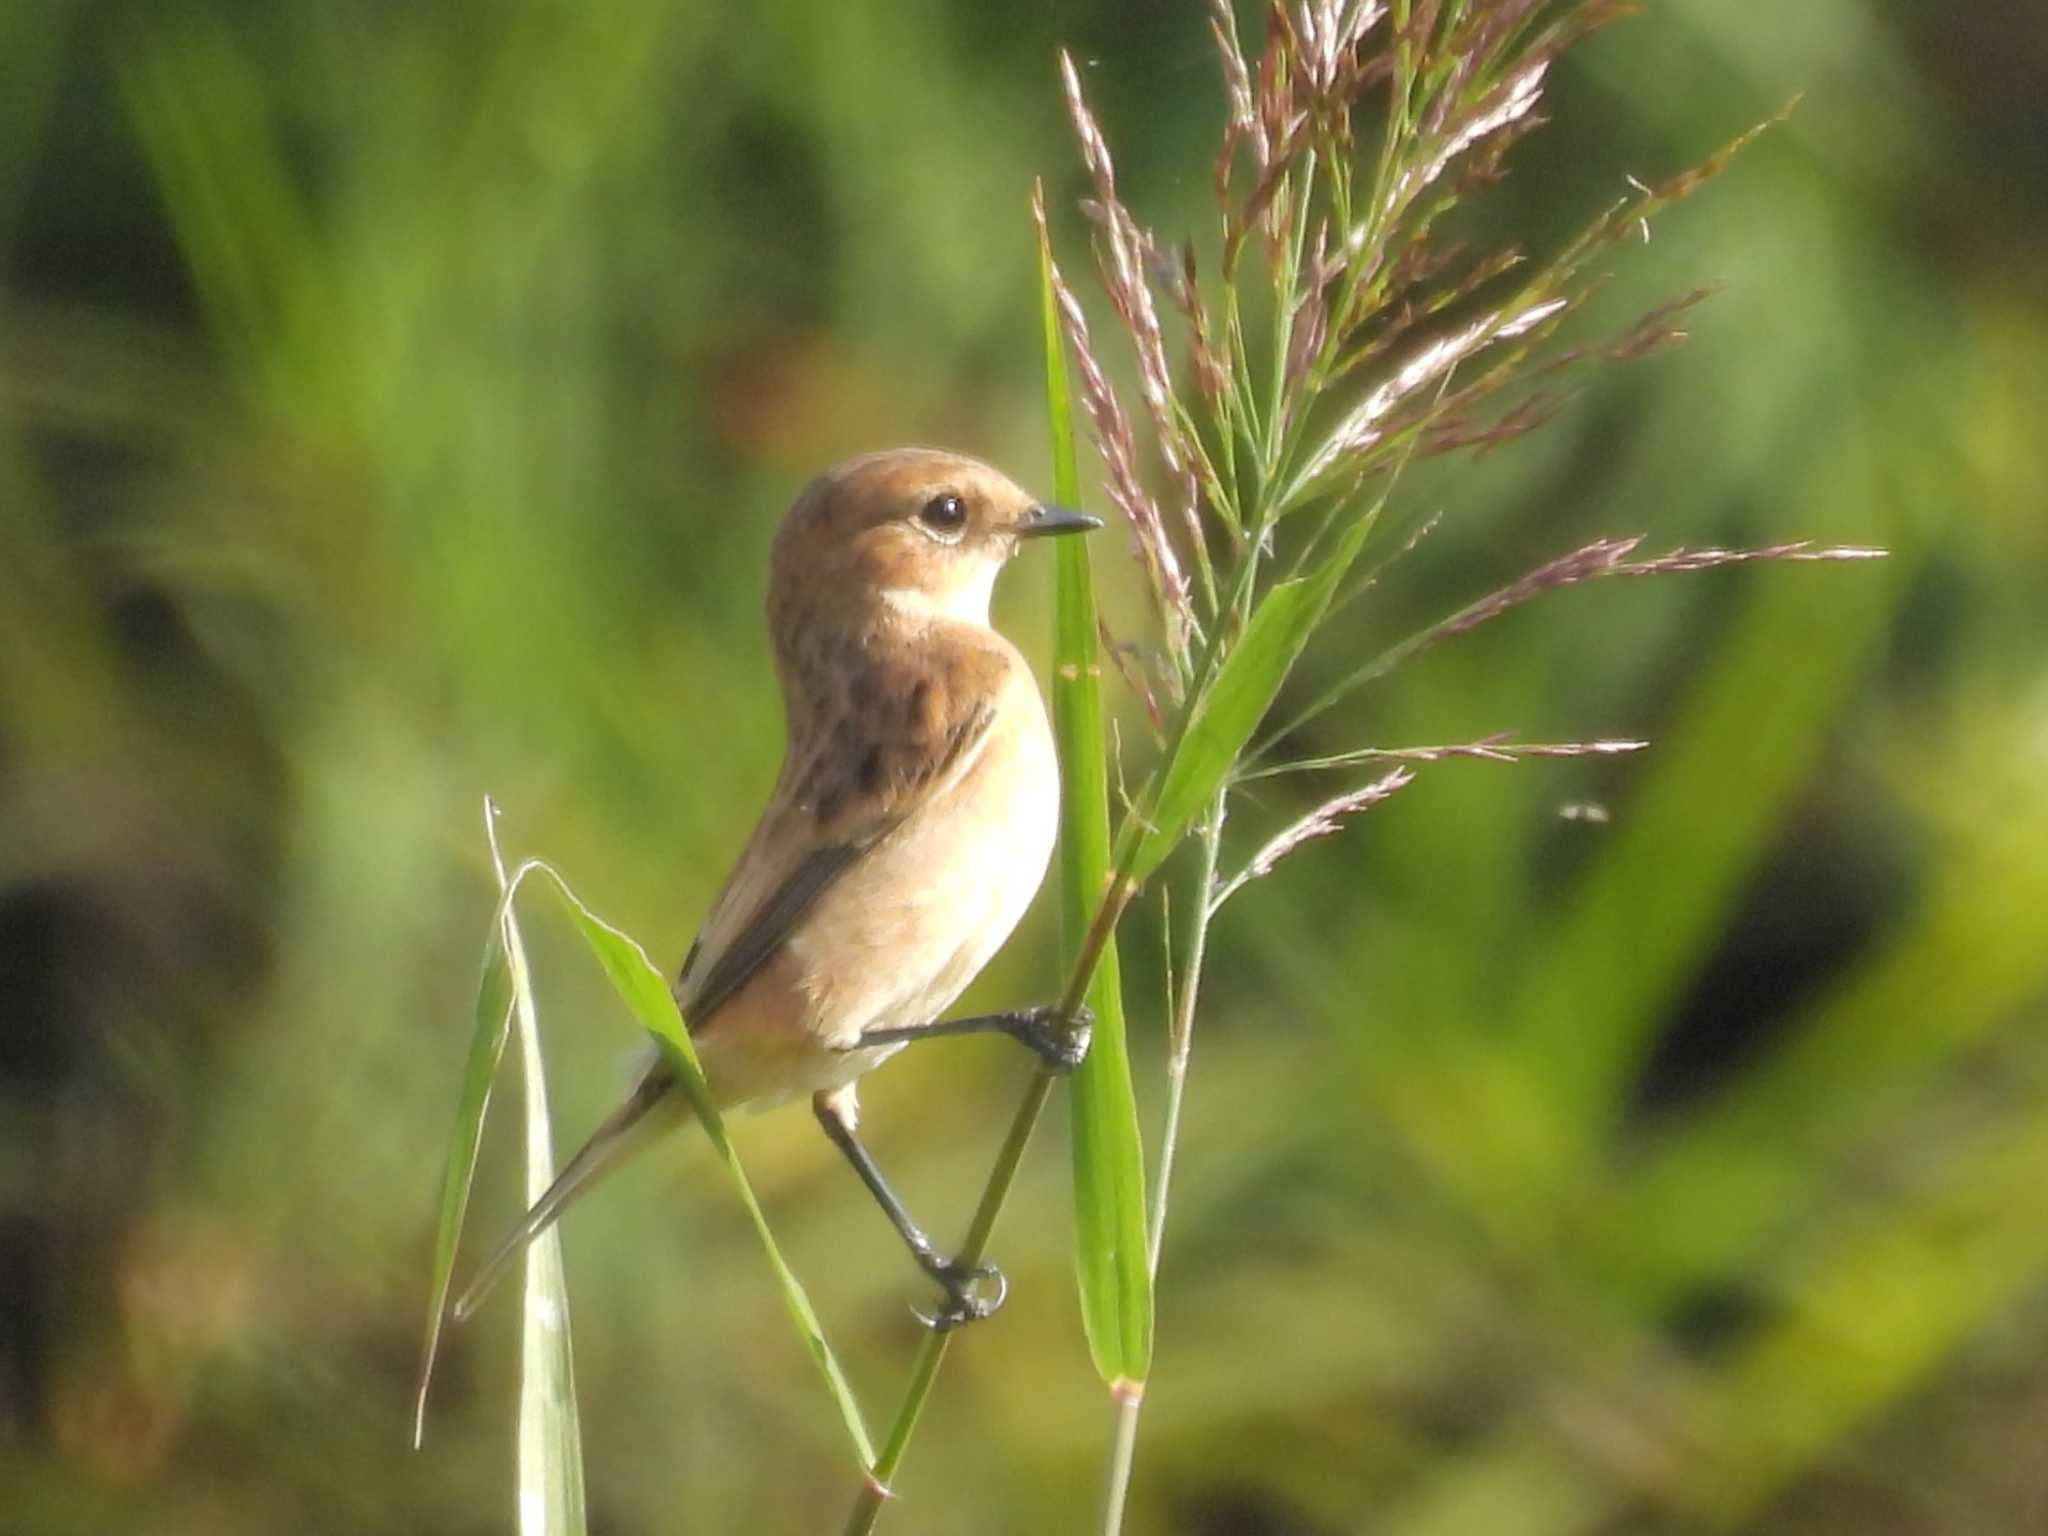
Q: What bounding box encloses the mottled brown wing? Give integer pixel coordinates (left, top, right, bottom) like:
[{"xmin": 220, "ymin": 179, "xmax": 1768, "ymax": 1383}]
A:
[
  {"xmin": 675, "ymin": 840, "xmax": 859, "ymax": 1026},
  {"xmin": 675, "ymin": 661, "xmax": 1001, "ymax": 1029}
]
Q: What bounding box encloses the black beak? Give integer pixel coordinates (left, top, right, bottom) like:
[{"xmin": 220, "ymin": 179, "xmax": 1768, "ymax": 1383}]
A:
[{"xmin": 1015, "ymin": 503, "xmax": 1103, "ymax": 539}]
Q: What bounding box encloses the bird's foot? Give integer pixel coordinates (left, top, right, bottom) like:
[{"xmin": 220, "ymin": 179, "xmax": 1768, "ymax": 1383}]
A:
[
  {"xmin": 1011, "ymin": 1004, "xmax": 1093, "ymax": 1075},
  {"xmin": 911, "ymin": 1256, "xmax": 1008, "ymax": 1332}
]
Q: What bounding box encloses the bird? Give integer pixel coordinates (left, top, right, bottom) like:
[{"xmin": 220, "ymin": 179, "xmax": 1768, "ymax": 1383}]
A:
[{"xmin": 452, "ymin": 448, "xmax": 1099, "ymax": 1331}]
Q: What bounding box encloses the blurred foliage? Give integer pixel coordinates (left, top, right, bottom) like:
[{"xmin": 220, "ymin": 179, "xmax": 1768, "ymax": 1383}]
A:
[{"xmin": 1, "ymin": 1, "xmax": 2044, "ymax": 1533}]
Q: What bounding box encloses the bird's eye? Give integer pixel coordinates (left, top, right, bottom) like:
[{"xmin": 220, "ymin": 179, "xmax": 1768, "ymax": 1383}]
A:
[{"xmin": 918, "ymin": 492, "xmax": 968, "ymax": 536}]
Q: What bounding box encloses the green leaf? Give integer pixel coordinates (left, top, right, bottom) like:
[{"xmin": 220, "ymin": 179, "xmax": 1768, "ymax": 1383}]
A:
[
  {"xmin": 524, "ymin": 862, "xmax": 876, "ymax": 1468},
  {"xmin": 412, "ymin": 913, "xmax": 516, "ymax": 1447},
  {"xmin": 1040, "ymin": 201, "xmax": 1154, "ymax": 1386},
  {"xmin": 1132, "ymin": 511, "xmax": 1376, "ymax": 883},
  {"xmin": 414, "ymin": 816, "xmax": 874, "ymax": 1473}
]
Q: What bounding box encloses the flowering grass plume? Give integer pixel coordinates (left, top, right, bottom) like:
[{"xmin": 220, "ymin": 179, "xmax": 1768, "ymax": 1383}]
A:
[
  {"xmin": 847, "ymin": 6, "xmax": 1883, "ymax": 1532},
  {"xmin": 1037, "ymin": 3, "xmax": 1877, "ymax": 869}
]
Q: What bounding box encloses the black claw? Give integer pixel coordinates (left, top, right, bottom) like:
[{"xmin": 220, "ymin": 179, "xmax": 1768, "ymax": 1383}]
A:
[
  {"xmin": 1017, "ymin": 1004, "xmax": 1093, "ymax": 1075},
  {"xmin": 912, "ymin": 1257, "xmax": 1008, "ymax": 1331}
]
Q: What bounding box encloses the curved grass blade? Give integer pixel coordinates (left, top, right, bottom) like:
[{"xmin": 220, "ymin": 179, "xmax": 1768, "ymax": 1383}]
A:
[
  {"xmin": 414, "ymin": 809, "xmax": 874, "ymax": 1472},
  {"xmin": 492, "ymin": 814, "xmax": 587, "ymax": 1536},
  {"xmin": 1131, "ymin": 509, "xmax": 1376, "ymax": 884},
  {"xmin": 523, "ymin": 860, "xmax": 877, "ymax": 1470},
  {"xmin": 1039, "ymin": 189, "xmax": 1153, "ymax": 1387},
  {"xmin": 412, "ymin": 860, "xmax": 517, "ymax": 1446}
]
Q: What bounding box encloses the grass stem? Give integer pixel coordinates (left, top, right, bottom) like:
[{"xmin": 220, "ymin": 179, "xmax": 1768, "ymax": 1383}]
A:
[
  {"xmin": 842, "ymin": 873, "xmax": 1139, "ymax": 1535},
  {"xmin": 1099, "ymin": 1381, "xmax": 1147, "ymax": 1536}
]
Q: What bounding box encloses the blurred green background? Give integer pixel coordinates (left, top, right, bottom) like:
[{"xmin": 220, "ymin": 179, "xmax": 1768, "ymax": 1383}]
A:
[{"xmin": 3, "ymin": 2, "xmax": 2045, "ymax": 1532}]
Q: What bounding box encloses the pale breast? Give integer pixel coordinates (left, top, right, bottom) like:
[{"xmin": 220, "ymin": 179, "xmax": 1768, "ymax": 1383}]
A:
[
  {"xmin": 784, "ymin": 658, "xmax": 1059, "ymax": 1052},
  {"xmin": 682, "ymin": 622, "xmax": 1061, "ymax": 1112}
]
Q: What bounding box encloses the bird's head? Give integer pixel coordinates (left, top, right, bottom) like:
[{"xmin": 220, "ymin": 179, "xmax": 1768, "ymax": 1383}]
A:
[{"xmin": 770, "ymin": 448, "xmax": 1098, "ymax": 632}]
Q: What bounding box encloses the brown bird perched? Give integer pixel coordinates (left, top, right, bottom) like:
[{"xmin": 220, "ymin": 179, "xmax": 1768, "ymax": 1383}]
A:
[{"xmin": 453, "ymin": 448, "xmax": 1099, "ymax": 1330}]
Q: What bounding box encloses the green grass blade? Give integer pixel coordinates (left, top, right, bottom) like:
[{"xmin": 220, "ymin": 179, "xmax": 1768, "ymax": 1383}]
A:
[
  {"xmin": 112, "ymin": 16, "xmax": 329, "ymax": 395},
  {"xmin": 523, "ymin": 860, "xmax": 877, "ymax": 1470},
  {"xmin": 1039, "ymin": 196, "xmax": 1152, "ymax": 1386},
  {"xmin": 415, "ymin": 809, "xmax": 874, "ymax": 1471},
  {"xmin": 1133, "ymin": 512, "xmax": 1374, "ymax": 883},
  {"xmin": 409, "ymin": 798, "xmax": 532, "ymax": 1449},
  {"xmin": 412, "ymin": 911, "xmax": 516, "ymax": 1446},
  {"xmin": 497, "ymin": 825, "xmax": 588, "ymax": 1536}
]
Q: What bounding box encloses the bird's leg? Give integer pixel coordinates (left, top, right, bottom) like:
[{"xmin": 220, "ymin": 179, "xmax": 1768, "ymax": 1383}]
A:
[
  {"xmin": 860, "ymin": 1003, "xmax": 1094, "ymax": 1075},
  {"xmin": 811, "ymin": 1089, "xmax": 1006, "ymax": 1331}
]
